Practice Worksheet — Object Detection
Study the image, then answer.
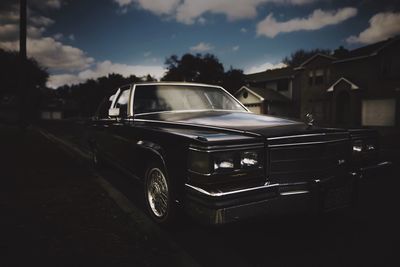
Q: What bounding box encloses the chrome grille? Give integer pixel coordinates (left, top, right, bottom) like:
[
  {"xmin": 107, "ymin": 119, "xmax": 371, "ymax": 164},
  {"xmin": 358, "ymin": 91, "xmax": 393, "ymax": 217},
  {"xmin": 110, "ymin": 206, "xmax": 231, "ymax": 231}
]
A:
[{"xmin": 268, "ymin": 134, "xmax": 351, "ymax": 184}]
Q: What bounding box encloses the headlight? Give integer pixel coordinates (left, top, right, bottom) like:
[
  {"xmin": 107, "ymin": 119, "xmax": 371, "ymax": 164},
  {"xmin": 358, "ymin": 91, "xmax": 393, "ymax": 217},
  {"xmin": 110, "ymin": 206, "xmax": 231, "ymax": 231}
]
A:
[
  {"xmin": 241, "ymin": 151, "xmax": 259, "ymax": 168},
  {"xmin": 214, "ymin": 152, "xmax": 235, "ymax": 170},
  {"xmin": 366, "ymin": 144, "xmax": 376, "ymax": 151},
  {"xmin": 189, "ymin": 149, "xmax": 263, "ymax": 174},
  {"xmin": 188, "ymin": 150, "xmax": 212, "ymax": 174},
  {"xmin": 352, "ymin": 140, "xmax": 363, "ymax": 153}
]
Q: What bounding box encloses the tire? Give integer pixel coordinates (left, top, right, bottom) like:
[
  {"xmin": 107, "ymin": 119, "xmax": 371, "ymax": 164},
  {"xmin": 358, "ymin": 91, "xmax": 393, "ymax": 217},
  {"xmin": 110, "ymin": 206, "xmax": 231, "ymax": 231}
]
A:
[{"xmin": 144, "ymin": 162, "xmax": 177, "ymax": 226}]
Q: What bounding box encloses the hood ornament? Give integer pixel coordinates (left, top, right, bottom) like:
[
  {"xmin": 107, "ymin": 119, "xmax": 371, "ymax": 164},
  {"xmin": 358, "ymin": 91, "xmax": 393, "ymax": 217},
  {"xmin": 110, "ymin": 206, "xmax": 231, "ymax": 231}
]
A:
[{"xmin": 305, "ymin": 113, "xmax": 314, "ymax": 127}]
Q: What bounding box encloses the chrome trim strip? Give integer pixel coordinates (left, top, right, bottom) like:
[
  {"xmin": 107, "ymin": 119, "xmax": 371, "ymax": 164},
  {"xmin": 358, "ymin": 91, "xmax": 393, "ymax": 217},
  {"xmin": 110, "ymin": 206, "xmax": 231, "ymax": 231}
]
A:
[
  {"xmin": 267, "ymin": 132, "xmax": 347, "ymax": 140},
  {"xmin": 185, "ymin": 183, "xmax": 279, "ymax": 197},
  {"xmin": 280, "ymin": 190, "xmax": 310, "ymax": 196},
  {"xmin": 360, "ymin": 161, "xmax": 392, "ymax": 171},
  {"xmin": 134, "ymin": 109, "xmax": 248, "ymax": 117},
  {"xmin": 268, "ymin": 139, "xmax": 349, "ymax": 148},
  {"xmin": 189, "ymin": 144, "xmax": 264, "ymax": 153}
]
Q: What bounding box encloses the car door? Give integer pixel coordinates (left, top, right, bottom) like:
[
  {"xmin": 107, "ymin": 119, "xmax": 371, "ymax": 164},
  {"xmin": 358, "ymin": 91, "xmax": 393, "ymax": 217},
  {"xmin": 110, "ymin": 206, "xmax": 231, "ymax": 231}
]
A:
[
  {"xmin": 108, "ymin": 85, "xmax": 140, "ymax": 173},
  {"xmin": 91, "ymin": 88, "xmax": 122, "ymax": 162}
]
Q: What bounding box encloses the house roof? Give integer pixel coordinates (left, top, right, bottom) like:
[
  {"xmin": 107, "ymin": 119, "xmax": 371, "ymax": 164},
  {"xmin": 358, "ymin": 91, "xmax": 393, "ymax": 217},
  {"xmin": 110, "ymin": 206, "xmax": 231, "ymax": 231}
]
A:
[
  {"xmin": 236, "ymin": 86, "xmax": 291, "ymax": 103},
  {"xmin": 334, "ymin": 36, "xmax": 400, "ymax": 63},
  {"xmin": 245, "ymin": 66, "xmax": 294, "ymax": 82},
  {"xmin": 296, "ymin": 53, "xmax": 336, "ymax": 69}
]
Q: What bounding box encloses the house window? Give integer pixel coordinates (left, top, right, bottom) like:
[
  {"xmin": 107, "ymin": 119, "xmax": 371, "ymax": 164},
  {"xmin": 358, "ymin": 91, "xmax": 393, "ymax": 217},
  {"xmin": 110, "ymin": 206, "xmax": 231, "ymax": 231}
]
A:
[
  {"xmin": 315, "ymin": 69, "xmax": 324, "ymax": 85},
  {"xmin": 362, "ymin": 99, "xmax": 396, "ymax": 126},
  {"xmin": 243, "ymin": 91, "xmax": 248, "ymax": 98}
]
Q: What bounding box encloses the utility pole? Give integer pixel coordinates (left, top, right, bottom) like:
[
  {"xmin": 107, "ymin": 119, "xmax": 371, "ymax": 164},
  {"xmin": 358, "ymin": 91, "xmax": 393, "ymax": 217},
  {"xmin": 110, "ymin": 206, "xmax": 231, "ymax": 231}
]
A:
[{"xmin": 19, "ymin": 0, "xmax": 27, "ymax": 129}]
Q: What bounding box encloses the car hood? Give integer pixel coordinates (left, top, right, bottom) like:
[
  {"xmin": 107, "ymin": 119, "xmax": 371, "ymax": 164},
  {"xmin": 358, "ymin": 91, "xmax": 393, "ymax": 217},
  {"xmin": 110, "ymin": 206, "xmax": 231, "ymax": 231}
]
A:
[{"xmin": 135, "ymin": 111, "xmax": 332, "ymax": 138}]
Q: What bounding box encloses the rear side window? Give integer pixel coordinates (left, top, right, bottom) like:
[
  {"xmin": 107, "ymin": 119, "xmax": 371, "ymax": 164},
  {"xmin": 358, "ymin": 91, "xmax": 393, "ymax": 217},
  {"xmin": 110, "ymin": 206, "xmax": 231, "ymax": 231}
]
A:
[{"xmin": 115, "ymin": 88, "xmax": 131, "ymax": 117}]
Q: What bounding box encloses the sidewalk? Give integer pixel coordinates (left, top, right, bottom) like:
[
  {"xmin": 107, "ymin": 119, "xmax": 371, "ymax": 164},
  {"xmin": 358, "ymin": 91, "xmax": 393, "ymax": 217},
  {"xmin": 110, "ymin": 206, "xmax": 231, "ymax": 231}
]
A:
[{"xmin": 0, "ymin": 125, "xmax": 190, "ymax": 267}]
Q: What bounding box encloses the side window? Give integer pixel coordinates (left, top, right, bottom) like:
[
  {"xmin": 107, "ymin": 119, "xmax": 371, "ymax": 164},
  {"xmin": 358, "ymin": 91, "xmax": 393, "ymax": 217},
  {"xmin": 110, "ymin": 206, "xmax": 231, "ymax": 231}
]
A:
[{"xmin": 114, "ymin": 86, "xmax": 131, "ymax": 117}]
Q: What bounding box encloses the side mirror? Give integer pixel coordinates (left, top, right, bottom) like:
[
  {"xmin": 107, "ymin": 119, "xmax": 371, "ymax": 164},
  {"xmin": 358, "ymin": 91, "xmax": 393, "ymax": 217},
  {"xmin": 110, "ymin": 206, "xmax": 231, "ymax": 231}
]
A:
[{"xmin": 108, "ymin": 107, "xmax": 120, "ymax": 117}]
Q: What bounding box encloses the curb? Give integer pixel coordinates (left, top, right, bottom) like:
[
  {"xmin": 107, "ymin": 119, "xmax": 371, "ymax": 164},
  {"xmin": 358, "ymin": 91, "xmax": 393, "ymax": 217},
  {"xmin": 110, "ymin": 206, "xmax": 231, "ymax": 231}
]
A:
[{"xmin": 34, "ymin": 127, "xmax": 202, "ymax": 267}]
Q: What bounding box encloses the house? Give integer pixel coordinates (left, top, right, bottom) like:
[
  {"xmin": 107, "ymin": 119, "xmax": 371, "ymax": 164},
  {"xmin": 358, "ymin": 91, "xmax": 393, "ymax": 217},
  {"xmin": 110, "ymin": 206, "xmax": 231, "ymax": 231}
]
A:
[
  {"xmin": 235, "ymin": 85, "xmax": 291, "ymax": 115},
  {"xmin": 242, "ymin": 36, "xmax": 400, "ymax": 129},
  {"xmin": 236, "ymin": 66, "xmax": 298, "ymax": 117}
]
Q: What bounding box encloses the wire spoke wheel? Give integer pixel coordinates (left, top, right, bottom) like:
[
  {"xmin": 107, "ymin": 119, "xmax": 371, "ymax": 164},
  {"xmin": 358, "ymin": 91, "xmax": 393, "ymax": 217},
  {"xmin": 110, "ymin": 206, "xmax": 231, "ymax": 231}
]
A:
[{"xmin": 147, "ymin": 168, "xmax": 169, "ymax": 218}]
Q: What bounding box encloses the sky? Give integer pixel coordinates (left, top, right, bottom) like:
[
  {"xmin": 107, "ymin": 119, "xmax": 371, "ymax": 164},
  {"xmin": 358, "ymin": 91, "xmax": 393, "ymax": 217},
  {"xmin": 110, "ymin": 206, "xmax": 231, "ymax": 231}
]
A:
[{"xmin": 0, "ymin": 0, "xmax": 400, "ymax": 88}]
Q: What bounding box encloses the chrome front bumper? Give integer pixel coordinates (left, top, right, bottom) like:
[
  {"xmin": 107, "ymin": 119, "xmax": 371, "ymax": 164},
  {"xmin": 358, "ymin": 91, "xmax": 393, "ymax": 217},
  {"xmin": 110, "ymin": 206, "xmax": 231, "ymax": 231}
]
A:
[{"xmin": 184, "ymin": 173, "xmax": 359, "ymax": 225}]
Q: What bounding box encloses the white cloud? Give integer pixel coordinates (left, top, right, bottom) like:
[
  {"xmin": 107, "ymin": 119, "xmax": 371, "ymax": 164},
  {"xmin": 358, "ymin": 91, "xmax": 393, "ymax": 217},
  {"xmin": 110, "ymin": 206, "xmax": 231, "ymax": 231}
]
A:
[
  {"xmin": 29, "ymin": 15, "xmax": 54, "ymax": 27},
  {"xmin": 68, "ymin": 34, "xmax": 75, "ymax": 41},
  {"xmin": 47, "ymin": 60, "xmax": 166, "ymax": 88},
  {"xmin": 31, "ymin": 0, "xmax": 63, "ymax": 9},
  {"xmin": 114, "ymin": 0, "xmax": 134, "ymax": 7},
  {"xmin": 245, "ymin": 62, "xmax": 287, "ymax": 74},
  {"xmin": 190, "ymin": 42, "xmax": 214, "ymax": 52},
  {"xmin": 53, "ymin": 33, "xmax": 63, "ymax": 40},
  {"xmin": 114, "ymin": 0, "xmax": 318, "ymax": 24},
  {"xmin": 257, "ymin": 7, "xmax": 357, "ymax": 38},
  {"xmin": 0, "ymin": 37, "xmax": 94, "ymax": 71},
  {"xmin": 0, "ymin": 24, "xmax": 18, "ymax": 41},
  {"xmin": 346, "ymin": 12, "xmax": 400, "ymax": 44},
  {"xmin": 240, "ymin": 27, "xmax": 247, "ymax": 33},
  {"xmin": 114, "ymin": 0, "xmax": 180, "ymax": 15},
  {"xmin": 143, "ymin": 51, "xmax": 152, "ymax": 57},
  {"xmin": 232, "ymin": 45, "xmax": 240, "ymax": 52}
]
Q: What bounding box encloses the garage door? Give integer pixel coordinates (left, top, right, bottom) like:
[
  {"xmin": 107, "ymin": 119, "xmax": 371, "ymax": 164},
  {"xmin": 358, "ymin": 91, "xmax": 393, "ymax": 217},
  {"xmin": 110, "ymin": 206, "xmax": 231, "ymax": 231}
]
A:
[
  {"xmin": 246, "ymin": 104, "xmax": 261, "ymax": 114},
  {"xmin": 362, "ymin": 98, "xmax": 396, "ymax": 126}
]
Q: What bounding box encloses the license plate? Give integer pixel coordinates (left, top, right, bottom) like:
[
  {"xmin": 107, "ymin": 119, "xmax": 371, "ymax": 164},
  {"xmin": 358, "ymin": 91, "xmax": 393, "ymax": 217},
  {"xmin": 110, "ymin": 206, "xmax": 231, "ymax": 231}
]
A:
[{"xmin": 324, "ymin": 184, "xmax": 353, "ymax": 211}]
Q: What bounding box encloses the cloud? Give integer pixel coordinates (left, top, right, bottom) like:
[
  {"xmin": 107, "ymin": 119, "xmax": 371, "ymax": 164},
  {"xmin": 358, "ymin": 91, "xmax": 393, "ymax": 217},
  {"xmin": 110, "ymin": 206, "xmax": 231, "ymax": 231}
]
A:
[
  {"xmin": 257, "ymin": 7, "xmax": 357, "ymax": 38},
  {"xmin": 114, "ymin": 0, "xmax": 318, "ymax": 24},
  {"xmin": 190, "ymin": 42, "xmax": 214, "ymax": 52},
  {"xmin": 0, "ymin": 24, "xmax": 18, "ymax": 41},
  {"xmin": 0, "ymin": 37, "xmax": 94, "ymax": 71},
  {"xmin": 245, "ymin": 62, "xmax": 287, "ymax": 74},
  {"xmin": 47, "ymin": 60, "xmax": 166, "ymax": 88},
  {"xmin": 346, "ymin": 12, "xmax": 400, "ymax": 44},
  {"xmin": 29, "ymin": 15, "xmax": 55, "ymax": 27},
  {"xmin": 232, "ymin": 45, "xmax": 240, "ymax": 51},
  {"xmin": 240, "ymin": 27, "xmax": 247, "ymax": 33},
  {"xmin": 114, "ymin": 0, "xmax": 180, "ymax": 15},
  {"xmin": 30, "ymin": 0, "xmax": 64, "ymax": 9},
  {"xmin": 0, "ymin": 3, "xmax": 92, "ymax": 72}
]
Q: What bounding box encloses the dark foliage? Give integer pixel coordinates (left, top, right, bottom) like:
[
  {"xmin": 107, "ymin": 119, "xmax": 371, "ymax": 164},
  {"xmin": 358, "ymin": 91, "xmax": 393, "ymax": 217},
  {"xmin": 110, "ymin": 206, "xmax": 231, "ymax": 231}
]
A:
[
  {"xmin": 0, "ymin": 49, "xmax": 48, "ymax": 96},
  {"xmin": 55, "ymin": 73, "xmax": 151, "ymax": 117},
  {"xmin": 162, "ymin": 53, "xmax": 244, "ymax": 94},
  {"xmin": 283, "ymin": 48, "xmax": 332, "ymax": 67}
]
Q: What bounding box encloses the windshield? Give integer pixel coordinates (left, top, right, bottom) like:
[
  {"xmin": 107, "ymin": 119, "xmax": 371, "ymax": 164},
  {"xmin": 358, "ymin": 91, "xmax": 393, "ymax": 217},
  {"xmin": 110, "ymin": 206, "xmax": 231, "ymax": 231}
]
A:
[{"xmin": 133, "ymin": 85, "xmax": 246, "ymax": 114}]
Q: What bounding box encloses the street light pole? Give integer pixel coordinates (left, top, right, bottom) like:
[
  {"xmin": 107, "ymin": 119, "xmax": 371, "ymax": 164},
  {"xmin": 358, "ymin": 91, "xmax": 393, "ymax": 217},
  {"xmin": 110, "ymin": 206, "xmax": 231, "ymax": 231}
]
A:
[{"xmin": 19, "ymin": 0, "xmax": 27, "ymax": 129}]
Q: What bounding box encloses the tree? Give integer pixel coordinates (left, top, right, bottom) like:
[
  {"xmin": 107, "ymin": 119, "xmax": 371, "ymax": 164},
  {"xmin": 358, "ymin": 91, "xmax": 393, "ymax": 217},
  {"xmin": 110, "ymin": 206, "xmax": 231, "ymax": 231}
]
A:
[
  {"xmin": 222, "ymin": 67, "xmax": 245, "ymax": 95},
  {"xmin": 162, "ymin": 53, "xmax": 244, "ymax": 93},
  {"xmin": 162, "ymin": 53, "xmax": 224, "ymax": 84},
  {"xmin": 283, "ymin": 48, "xmax": 332, "ymax": 67},
  {"xmin": 0, "ymin": 49, "xmax": 48, "ymax": 96}
]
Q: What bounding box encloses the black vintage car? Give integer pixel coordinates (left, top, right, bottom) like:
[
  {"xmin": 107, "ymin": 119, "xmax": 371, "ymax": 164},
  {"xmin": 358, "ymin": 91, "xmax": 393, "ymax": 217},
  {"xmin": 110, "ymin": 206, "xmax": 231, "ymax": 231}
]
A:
[{"xmin": 87, "ymin": 82, "xmax": 390, "ymax": 225}]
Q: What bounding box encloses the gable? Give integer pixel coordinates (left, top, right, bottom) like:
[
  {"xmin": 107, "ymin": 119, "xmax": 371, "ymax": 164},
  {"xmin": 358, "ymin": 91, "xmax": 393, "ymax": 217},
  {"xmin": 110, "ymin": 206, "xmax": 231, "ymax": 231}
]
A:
[
  {"xmin": 235, "ymin": 87, "xmax": 263, "ymax": 104},
  {"xmin": 296, "ymin": 53, "xmax": 336, "ymax": 69},
  {"xmin": 327, "ymin": 77, "xmax": 359, "ymax": 92}
]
